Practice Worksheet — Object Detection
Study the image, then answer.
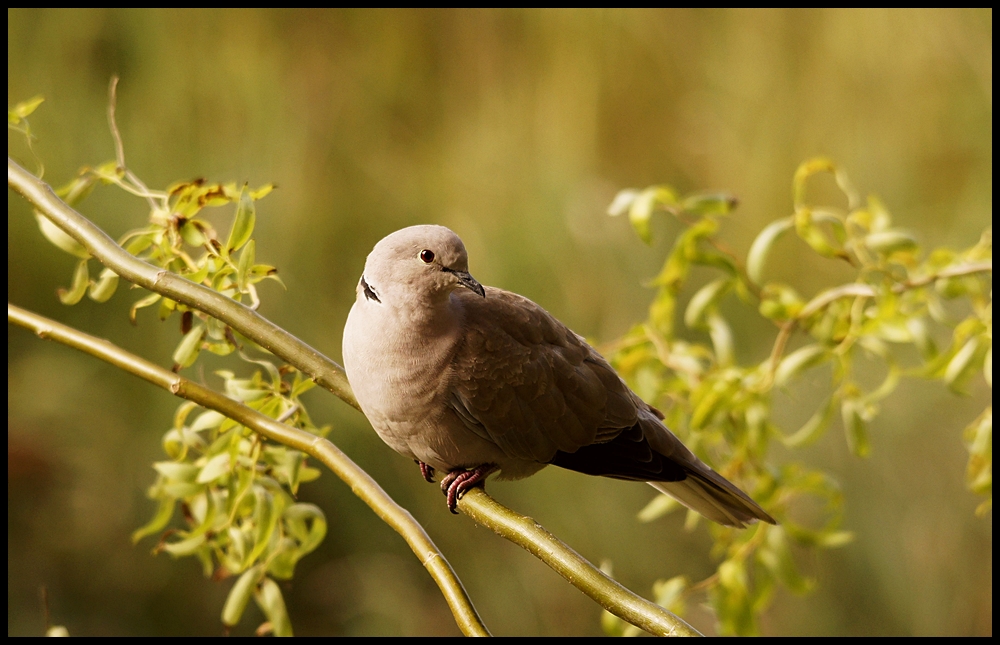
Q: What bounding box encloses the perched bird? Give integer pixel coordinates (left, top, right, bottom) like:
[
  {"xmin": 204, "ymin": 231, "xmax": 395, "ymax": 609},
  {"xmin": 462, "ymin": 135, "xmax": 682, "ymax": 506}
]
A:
[{"xmin": 343, "ymin": 225, "xmax": 775, "ymax": 527}]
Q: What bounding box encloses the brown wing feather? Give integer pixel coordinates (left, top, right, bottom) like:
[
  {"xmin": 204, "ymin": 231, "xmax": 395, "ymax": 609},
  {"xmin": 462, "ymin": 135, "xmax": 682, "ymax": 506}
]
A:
[{"xmin": 448, "ymin": 287, "xmax": 638, "ymax": 462}]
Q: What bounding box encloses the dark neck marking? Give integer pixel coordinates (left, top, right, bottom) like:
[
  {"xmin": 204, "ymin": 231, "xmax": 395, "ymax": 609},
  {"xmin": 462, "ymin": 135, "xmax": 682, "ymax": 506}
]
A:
[{"xmin": 360, "ymin": 275, "xmax": 381, "ymax": 303}]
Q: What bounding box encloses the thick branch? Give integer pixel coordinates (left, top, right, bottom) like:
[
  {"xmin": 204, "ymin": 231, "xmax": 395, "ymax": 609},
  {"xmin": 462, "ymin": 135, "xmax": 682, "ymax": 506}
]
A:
[
  {"xmin": 10, "ymin": 157, "xmax": 699, "ymax": 636},
  {"xmin": 8, "ymin": 302, "xmax": 490, "ymax": 637}
]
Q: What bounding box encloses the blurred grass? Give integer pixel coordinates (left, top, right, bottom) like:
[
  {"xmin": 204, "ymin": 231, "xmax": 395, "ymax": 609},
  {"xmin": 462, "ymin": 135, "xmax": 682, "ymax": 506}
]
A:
[{"xmin": 8, "ymin": 8, "xmax": 991, "ymax": 636}]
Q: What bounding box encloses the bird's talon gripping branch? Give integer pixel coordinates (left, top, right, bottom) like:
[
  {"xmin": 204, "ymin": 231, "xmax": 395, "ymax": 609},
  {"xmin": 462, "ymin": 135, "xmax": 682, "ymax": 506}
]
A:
[
  {"xmin": 441, "ymin": 465, "xmax": 497, "ymax": 514},
  {"xmin": 417, "ymin": 460, "xmax": 436, "ymax": 483}
]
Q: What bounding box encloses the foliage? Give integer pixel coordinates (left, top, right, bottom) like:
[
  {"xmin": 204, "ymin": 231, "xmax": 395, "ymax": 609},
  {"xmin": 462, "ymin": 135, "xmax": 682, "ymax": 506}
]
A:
[
  {"xmin": 10, "ymin": 95, "xmax": 329, "ymax": 637},
  {"xmin": 11, "ymin": 90, "xmax": 991, "ymax": 635},
  {"xmin": 603, "ymin": 159, "xmax": 992, "ymax": 635}
]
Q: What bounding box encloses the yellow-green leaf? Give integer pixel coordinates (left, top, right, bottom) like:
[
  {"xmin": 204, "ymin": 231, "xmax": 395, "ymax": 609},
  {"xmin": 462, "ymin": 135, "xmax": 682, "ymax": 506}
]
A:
[
  {"xmin": 684, "ymin": 278, "xmax": 732, "ymax": 329},
  {"xmin": 9, "ymin": 95, "xmax": 45, "ymax": 122},
  {"xmin": 162, "ymin": 533, "xmax": 206, "ymax": 557},
  {"xmin": 172, "ymin": 324, "xmax": 206, "ymax": 369},
  {"xmin": 607, "ymin": 188, "xmax": 639, "ymax": 217},
  {"xmin": 783, "ymin": 396, "xmax": 836, "ymax": 447},
  {"xmin": 254, "ymin": 577, "xmax": 292, "ymax": 637},
  {"xmin": 131, "ymin": 498, "xmax": 176, "ymax": 544},
  {"xmin": 775, "ymin": 345, "xmax": 829, "ymax": 388},
  {"xmin": 222, "ymin": 565, "xmax": 262, "ymax": 627},
  {"xmin": 196, "ymin": 453, "xmax": 232, "ymax": 484},
  {"xmin": 237, "ymin": 239, "xmax": 255, "ymax": 292},
  {"xmin": 36, "ymin": 212, "xmax": 90, "ymax": 259},
  {"xmin": 841, "ymin": 398, "xmax": 870, "ymax": 457},
  {"xmin": 747, "ymin": 217, "xmax": 794, "ymax": 285},
  {"xmin": 58, "ymin": 260, "xmax": 90, "ymax": 305},
  {"xmin": 227, "ymin": 184, "xmax": 256, "ymax": 253},
  {"xmin": 130, "ymin": 292, "xmax": 162, "ymax": 324},
  {"xmin": 88, "ymin": 267, "xmax": 119, "ymax": 302}
]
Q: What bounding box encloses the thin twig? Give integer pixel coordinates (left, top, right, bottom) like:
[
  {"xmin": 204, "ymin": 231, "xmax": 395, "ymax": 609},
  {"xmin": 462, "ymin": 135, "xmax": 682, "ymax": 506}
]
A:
[{"xmin": 107, "ymin": 77, "xmax": 158, "ymax": 212}]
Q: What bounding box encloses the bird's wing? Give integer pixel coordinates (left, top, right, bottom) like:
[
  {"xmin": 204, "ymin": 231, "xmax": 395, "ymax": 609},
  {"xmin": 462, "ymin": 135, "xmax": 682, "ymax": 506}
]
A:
[{"xmin": 447, "ymin": 287, "xmax": 638, "ymax": 462}]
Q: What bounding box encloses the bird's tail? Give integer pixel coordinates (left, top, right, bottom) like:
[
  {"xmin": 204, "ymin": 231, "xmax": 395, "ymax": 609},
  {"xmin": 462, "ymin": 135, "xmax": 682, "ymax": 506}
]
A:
[{"xmin": 649, "ymin": 467, "xmax": 776, "ymax": 528}]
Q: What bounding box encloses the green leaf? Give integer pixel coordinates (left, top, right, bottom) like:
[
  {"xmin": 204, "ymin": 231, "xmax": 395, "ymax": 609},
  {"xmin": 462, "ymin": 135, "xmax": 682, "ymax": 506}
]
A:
[
  {"xmin": 254, "ymin": 577, "xmax": 293, "ymax": 637},
  {"xmin": 945, "ymin": 336, "xmax": 985, "ymax": 393},
  {"xmin": 841, "ymin": 398, "xmax": 870, "ymax": 457},
  {"xmin": 190, "ymin": 410, "xmax": 226, "ymax": 433},
  {"xmin": 227, "ymin": 184, "xmax": 256, "ymax": 253},
  {"xmin": 707, "ymin": 313, "xmax": 735, "ymax": 366},
  {"xmin": 684, "ymin": 278, "xmax": 732, "ymax": 329},
  {"xmin": 795, "ymin": 207, "xmax": 846, "ymax": 259},
  {"xmin": 37, "ymin": 212, "xmax": 90, "ymax": 259},
  {"xmin": 180, "ymin": 220, "xmax": 207, "ymax": 247},
  {"xmin": 129, "ymin": 292, "xmax": 162, "ymax": 324},
  {"xmin": 8, "ymin": 95, "xmax": 45, "ymax": 122},
  {"xmin": 162, "ymin": 533, "xmax": 207, "ymax": 557},
  {"xmin": 652, "ymin": 575, "xmax": 688, "ymax": 615},
  {"xmin": 172, "ymin": 324, "xmax": 206, "ymax": 369},
  {"xmin": 746, "ymin": 217, "xmax": 794, "ymax": 285},
  {"xmin": 680, "ymin": 192, "xmax": 738, "ymax": 216},
  {"xmin": 158, "ymin": 296, "xmax": 177, "ymax": 321},
  {"xmin": 628, "ymin": 185, "xmax": 677, "ymax": 244},
  {"xmin": 282, "ymin": 503, "xmax": 327, "ymax": 557},
  {"xmin": 793, "ymin": 157, "xmax": 858, "ymax": 210},
  {"xmin": 123, "ymin": 232, "xmax": 155, "ymax": 256},
  {"xmin": 57, "ymin": 260, "xmax": 90, "ymax": 305},
  {"xmin": 865, "ymin": 229, "xmax": 918, "ymax": 256},
  {"xmin": 237, "ymin": 239, "xmax": 255, "ymax": 292},
  {"xmin": 87, "ymin": 267, "xmax": 119, "ymax": 302},
  {"xmin": 153, "ymin": 461, "xmax": 201, "ymax": 482},
  {"xmin": 783, "ymin": 396, "xmax": 836, "ymax": 447},
  {"xmin": 775, "ymin": 345, "xmax": 829, "ymax": 388},
  {"xmin": 247, "ymin": 486, "xmax": 281, "ymax": 566},
  {"xmin": 758, "ymin": 283, "xmax": 804, "ymax": 322},
  {"xmin": 606, "ymin": 188, "xmax": 639, "ymax": 217},
  {"xmin": 196, "ymin": 452, "xmax": 232, "ymax": 484},
  {"xmin": 222, "ymin": 565, "xmax": 262, "ymax": 627},
  {"xmin": 131, "ymin": 498, "xmax": 176, "ymax": 544}
]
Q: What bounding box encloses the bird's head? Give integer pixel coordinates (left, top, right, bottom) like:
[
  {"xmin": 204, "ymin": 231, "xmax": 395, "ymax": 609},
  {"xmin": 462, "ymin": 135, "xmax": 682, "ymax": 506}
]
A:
[{"xmin": 360, "ymin": 225, "xmax": 485, "ymax": 306}]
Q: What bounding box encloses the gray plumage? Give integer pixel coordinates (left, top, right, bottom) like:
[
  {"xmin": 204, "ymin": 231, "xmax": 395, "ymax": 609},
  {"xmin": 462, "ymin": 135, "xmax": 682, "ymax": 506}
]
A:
[{"xmin": 342, "ymin": 225, "xmax": 775, "ymax": 527}]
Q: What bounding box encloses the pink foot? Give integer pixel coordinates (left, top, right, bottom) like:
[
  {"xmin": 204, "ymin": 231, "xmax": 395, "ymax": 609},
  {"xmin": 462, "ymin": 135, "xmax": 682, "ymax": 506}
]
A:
[
  {"xmin": 416, "ymin": 460, "xmax": 436, "ymax": 483},
  {"xmin": 440, "ymin": 465, "xmax": 497, "ymax": 514}
]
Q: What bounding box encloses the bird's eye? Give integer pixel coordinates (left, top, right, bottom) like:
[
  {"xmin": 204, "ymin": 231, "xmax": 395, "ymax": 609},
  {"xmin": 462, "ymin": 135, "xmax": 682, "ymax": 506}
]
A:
[{"xmin": 420, "ymin": 249, "xmax": 435, "ymax": 263}]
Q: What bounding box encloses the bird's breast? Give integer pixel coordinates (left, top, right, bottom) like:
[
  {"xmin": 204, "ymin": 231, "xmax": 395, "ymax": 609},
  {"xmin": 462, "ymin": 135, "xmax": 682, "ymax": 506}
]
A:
[{"xmin": 343, "ymin": 299, "xmax": 461, "ymax": 432}]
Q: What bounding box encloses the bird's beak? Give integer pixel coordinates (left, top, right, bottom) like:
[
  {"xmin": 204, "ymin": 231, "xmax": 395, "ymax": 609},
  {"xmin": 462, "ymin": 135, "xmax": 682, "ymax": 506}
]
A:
[{"xmin": 446, "ymin": 268, "xmax": 486, "ymax": 297}]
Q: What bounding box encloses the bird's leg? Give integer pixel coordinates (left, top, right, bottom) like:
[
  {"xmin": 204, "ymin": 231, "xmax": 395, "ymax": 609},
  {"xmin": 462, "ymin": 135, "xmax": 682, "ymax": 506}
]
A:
[
  {"xmin": 415, "ymin": 460, "xmax": 436, "ymax": 483},
  {"xmin": 440, "ymin": 464, "xmax": 497, "ymax": 514}
]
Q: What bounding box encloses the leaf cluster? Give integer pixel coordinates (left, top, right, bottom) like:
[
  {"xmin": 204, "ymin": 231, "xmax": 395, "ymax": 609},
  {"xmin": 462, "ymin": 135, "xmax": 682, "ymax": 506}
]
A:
[
  {"xmin": 605, "ymin": 158, "xmax": 991, "ymax": 634},
  {"xmin": 11, "ymin": 95, "xmax": 328, "ymax": 637}
]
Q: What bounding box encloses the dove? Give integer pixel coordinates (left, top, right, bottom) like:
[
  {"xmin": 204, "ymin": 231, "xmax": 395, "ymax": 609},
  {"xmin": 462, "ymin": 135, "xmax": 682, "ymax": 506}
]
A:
[{"xmin": 342, "ymin": 225, "xmax": 775, "ymax": 527}]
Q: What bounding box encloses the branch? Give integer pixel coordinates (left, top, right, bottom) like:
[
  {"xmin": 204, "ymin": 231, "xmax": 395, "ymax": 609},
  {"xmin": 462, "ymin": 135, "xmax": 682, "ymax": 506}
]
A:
[
  {"xmin": 9, "ymin": 157, "xmax": 699, "ymax": 636},
  {"xmin": 762, "ymin": 262, "xmax": 993, "ymax": 387},
  {"xmin": 8, "ymin": 157, "xmax": 357, "ymax": 408},
  {"xmin": 8, "ymin": 302, "xmax": 490, "ymax": 637},
  {"xmin": 458, "ymin": 487, "xmax": 701, "ymax": 637}
]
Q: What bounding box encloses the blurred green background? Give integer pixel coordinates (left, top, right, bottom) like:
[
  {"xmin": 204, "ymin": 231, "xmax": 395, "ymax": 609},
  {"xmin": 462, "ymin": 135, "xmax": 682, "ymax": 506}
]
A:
[{"xmin": 8, "ymin": 8, "xmax": 991, "ymax": 636}]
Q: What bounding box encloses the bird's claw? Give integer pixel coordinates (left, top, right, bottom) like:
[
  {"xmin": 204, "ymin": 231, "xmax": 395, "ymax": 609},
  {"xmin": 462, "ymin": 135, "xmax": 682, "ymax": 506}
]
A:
[
  {"xmin": 416, "ymin": 460, "xmax": 436, "ymax": 483},
  {"xmin": 440, "ymin": 465, "xmax": 497, "ymax": 514}
]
